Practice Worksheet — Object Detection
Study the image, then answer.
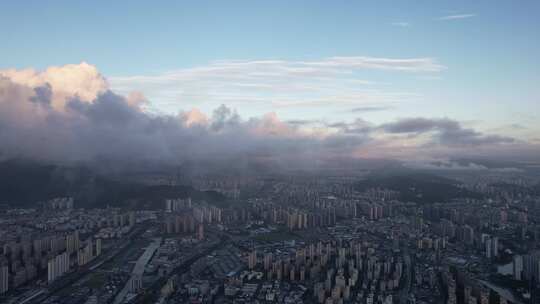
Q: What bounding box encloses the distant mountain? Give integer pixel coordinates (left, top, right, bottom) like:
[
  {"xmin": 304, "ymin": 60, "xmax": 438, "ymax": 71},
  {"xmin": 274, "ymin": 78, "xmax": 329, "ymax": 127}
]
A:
[
  {"xmin": 356, "ymin": 172, "xmax": 482, "ymax": 203},
  {"xmin": 0, "ymin": 159, "xmax": 225, "ymax": 209},
  {"xmin": 0, "ymin": 160, "xmax": 77, "ymax": 206}
]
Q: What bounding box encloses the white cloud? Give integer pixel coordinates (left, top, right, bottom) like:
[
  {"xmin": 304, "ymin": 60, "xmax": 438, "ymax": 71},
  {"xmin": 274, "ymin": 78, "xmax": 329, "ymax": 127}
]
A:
[
  {"xmin": 404, "ymin": 160, "xmax": 489, "ymax": 171},
  {"xmin": 110, "ymin": 56, "xmax": 444, "ymax": 114},
  {"xmin": 391, "ymin": 22, "xmax": 410, "ymax": 27},
  {"xmin": 299, "ymin": 57, "xmax": 444, "ymax": 72},
  {"xmin": 438, "ymin": 14, "xmax": 476, "ymax": 21},
  {"xmin": 0, "ymin": 62, "xmax": 108, "ymax": 110}
]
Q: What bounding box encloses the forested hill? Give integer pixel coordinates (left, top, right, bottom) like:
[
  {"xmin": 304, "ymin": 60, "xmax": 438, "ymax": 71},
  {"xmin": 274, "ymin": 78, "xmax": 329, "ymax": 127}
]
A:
[{"xmin": 0, "ymin": 160, "xmax": 224, "ymax": 209}]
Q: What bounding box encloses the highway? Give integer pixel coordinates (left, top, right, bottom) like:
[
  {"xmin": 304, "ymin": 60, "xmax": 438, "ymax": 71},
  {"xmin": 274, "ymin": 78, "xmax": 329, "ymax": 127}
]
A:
[
  {"xmin": 113, "ymin": 237, "xmax": 161, "ymax": 304},
  {"xmin": 399, "ymin": 247, "xmax": 413, "ymax": 304},
  {"xmin": 135, "ymin": 231, "xmax": 230, "ymax": 303}
]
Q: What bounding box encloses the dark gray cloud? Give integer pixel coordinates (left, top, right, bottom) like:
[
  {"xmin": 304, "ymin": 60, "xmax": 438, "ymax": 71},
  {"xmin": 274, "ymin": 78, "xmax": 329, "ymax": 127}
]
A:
[
  {"xmin": 329, "ymin": 119, "xmax": 373, "ymax": 135},
  {"xmin": 380, "ymin": 117, "xmax": 516, "ymax": 146},
  {"xmin": 322, "ymin": 134, "xmax": 370, "ymax": 150},
  {"xmin": 380, "ymin": 117, "xmax": 458, "ymax": 133},
  {"xmin": 350, "ymin": 106, "xmax": 393, "ymax": 113},
  {"xmin": 286, "ymin": 119, "xmax": 320, "ymax": 126},
  {"xmin": 210, "ymin": 104, "xmax": 241, "ymax": 131},
  {"xmin": 67, "ymin": 91, "xmax": 143, "ymax": 126},
  {"xmin": 438, "ymin": 127, "xmax": 514, "ymax": 146},
  {"xmin": 31, "ymin": 84, "xmax": 52, "ymax": 105}
]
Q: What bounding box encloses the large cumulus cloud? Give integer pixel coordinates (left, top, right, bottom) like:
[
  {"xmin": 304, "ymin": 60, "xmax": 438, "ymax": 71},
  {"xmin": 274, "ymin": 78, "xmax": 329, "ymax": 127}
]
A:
[
  {"xmin": 0, "ymin": 64, "xmax": 368, "ymax": 165},
  {"xmin": 0, "ymin": 63, "xmax": 538, "ymax": 169},
  {"xmin": 0, "ymin": 62, "xmax": 107, "ymax": 109}
]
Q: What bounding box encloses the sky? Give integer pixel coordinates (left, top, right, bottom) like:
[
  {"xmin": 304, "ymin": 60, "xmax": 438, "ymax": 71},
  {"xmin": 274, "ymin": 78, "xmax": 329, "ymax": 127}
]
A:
[{"xmin": 0, "ymin": 1, "xmax": 539, "ymax": 168}]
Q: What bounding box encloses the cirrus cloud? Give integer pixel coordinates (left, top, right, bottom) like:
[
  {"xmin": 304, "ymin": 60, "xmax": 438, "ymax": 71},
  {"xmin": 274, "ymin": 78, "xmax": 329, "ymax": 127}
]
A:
[
  {"xmin": 437, "ymin": 14, "xmax": 476, "ymax": 21},
  {"xmin": 109, "ymin": 56, "xmax": 444, "ymax": 114}
]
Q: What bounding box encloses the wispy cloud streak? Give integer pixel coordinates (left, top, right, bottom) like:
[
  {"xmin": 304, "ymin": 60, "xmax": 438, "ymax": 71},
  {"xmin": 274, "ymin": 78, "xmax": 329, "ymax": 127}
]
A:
[
  {"xmin": 110, "ymin": 56, "xmax": 444, "ymax": 113},
  {"xmin": 438, "ymin": 14, "xmax": 476, "ymax": 21},
  {"xmin": 391, "ymin": 22, "xmax": 410, "ymax": 27}
]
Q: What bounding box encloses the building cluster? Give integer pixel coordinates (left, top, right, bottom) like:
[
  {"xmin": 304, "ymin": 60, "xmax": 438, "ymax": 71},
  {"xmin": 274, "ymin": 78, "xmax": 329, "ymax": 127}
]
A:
[
  {"xmin": 165, "ymin": 198, "xmax": 192, "ymax": 213},
  {"xmin": 442, "ymin": 267, "xmax": 506, "ymax": 304},
  {"xmin": 239, "ymin": 239, "xmax": 402, "ymax": 304},
  {"xmin": 163, "ymin": 198, "xmax": 222, "ymax": 240},
  {"xmin": 0, "ymin": 204, "xmax": 147, "ymax": 299},
  {"xmin": 250, "ymin": 198, "xmax": 395, "ymax": 232},
  {"xmin": 0, "ymin": 228, "xmax": 103, "ymax": 295},
  {"xmin": 40, "ymin": 197, "xmax": 74, "ymax": 210},
  {"xmin": 512, "ymin": 251, "xmax": 540, "ymax": 282},
  {"xmin": 191, "ymin": 177, "xmax": 247, "ymax": 200}
]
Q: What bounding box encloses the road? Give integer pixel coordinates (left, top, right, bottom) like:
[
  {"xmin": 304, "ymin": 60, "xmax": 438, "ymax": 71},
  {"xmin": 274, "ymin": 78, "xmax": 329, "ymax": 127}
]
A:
[
  {"xmin": 113, "ymin": 237, "xmax": 161, "ymax": 304},
  {"xmin": 399, "ymin": 247, "xmax": 413, "ymax": 304},
  {"xmin": 135, "ymin": 231, "xmax": 230, "ymax": 303}
]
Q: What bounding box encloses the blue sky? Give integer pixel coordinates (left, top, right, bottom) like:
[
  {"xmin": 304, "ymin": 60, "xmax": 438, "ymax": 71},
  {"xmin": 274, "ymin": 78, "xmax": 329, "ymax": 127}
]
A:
[{"xmin": 1, "ymin": 1, "xmax": 539, "ymax": 139}]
